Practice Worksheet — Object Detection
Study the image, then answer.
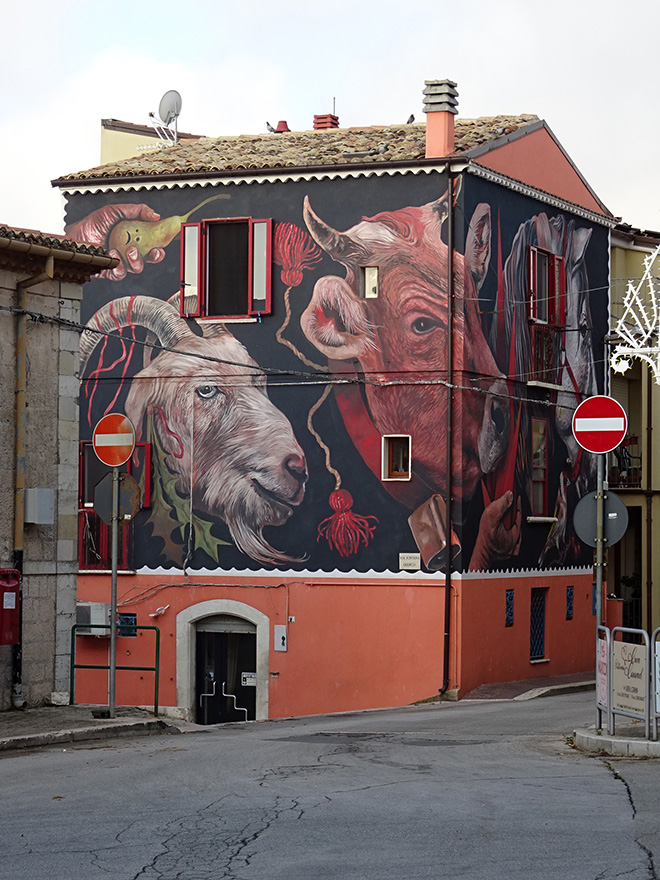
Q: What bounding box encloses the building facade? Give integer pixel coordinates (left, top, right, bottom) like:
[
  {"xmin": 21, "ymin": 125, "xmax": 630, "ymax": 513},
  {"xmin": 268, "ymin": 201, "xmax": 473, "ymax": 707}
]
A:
[
  {"xmin": 54, "ymin": 81, "xmax": 614, "ymax": 720},
  {"xmin": 0, "ymin": 226, "xmax": 115, "ymax": 709}
]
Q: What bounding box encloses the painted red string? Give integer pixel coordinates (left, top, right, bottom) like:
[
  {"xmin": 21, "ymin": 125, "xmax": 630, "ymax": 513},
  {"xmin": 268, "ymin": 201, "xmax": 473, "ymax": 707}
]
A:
[
  {"xmin": 149, "ymin": 407, "xmax": 184, "ymax": 459},
  {"xmin": 273, "ymin": 222, "xmax": 322, "ymax": 287},
  {"xmin": 317, "ymin": 489, "xmax": 378, "ymax": 557}
]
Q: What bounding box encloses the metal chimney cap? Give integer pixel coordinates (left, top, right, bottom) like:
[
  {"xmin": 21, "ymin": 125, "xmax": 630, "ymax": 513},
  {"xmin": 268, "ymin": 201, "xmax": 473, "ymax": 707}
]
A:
[{"xmin": 423, "ymin": 79, "xmax": 458, "ymax": 115}]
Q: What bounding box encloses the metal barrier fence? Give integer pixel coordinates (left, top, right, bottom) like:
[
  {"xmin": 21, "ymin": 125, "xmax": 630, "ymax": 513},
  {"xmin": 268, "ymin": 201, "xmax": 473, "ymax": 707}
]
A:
[
  {"xmin": 70, "ymin": 623, "xmax": 160, "ymax": 716},
  {"xmin": 598, "ymin": 625, "xmax": 652, "ymax": 739}
]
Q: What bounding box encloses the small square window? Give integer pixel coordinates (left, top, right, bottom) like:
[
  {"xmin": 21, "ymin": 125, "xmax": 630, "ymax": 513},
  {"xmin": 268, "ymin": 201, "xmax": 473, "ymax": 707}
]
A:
[
  {"xmin": 181, "ymin": 217, "xmax": 272, "ymax": 319},
  {"xmin": 382, "ymin": 435, "xmax": 411, "ymax": 481},
  {"xmin": 118, "ymin": 613, "xmax": 137, "ymax": 637},
  {"xmin": 360, "ymin": 267, "xmax": 379, "ymax": 299}
]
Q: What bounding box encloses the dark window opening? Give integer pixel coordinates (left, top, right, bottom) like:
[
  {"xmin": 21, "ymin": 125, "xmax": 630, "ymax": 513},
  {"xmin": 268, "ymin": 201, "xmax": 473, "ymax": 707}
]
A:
[
  {"xmin": 181, "ymin": 217, "xmax": 272, "ymax": 319},
  {"xmin": 505, "ymin": 589, "xmax": 514, "ymax": 627},
  {"xmin": 530, "ymin": 587, "xmax": 547, "ymax": 660}
]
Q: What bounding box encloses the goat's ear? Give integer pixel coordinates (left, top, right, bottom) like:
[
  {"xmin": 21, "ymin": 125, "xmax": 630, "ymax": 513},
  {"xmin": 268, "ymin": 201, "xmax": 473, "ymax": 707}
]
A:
[{"xmin": 125, "ymin": 376, "xmax": 184, "ymax": 458}]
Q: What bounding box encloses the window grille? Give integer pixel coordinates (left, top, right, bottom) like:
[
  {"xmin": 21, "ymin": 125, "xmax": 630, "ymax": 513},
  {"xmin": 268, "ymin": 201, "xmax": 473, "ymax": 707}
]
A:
[
  {"xmin": 530, "ymin": 588, "xmax": 547, "ymax": 660},
  {"xmin": 505, "ymin": 589, "xmax": 514, "ymax": 627},
  {"xmin": 566, "ymin": 585, "xmax": 574, "ymax": 621}
]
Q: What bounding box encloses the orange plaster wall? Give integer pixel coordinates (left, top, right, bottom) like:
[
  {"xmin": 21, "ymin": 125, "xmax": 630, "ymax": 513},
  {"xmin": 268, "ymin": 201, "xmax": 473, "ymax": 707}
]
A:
[
  {"xmin": 452, "ymin": 572, "xmax": 596, "ymax": 697},
  {"xmin": 474, "ymin": 128, "xmax": 607, "ymax": 216},
  {"xmin": 74, "ymin": 574, "xmax": 446, "ymax": 717}
]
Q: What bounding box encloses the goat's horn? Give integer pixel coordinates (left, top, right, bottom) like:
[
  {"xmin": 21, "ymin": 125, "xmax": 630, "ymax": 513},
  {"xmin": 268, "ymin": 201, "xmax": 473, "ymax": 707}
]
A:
[{"xmin": 79, "ymin": 296, "xmax": 192, "ymax": 375}]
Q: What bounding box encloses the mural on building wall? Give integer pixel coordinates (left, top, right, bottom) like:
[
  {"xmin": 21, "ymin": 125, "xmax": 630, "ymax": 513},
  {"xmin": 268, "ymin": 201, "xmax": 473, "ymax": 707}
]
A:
[{"xmin": 67, "ymin": 176, "xmax": 604, "ymax": 574}]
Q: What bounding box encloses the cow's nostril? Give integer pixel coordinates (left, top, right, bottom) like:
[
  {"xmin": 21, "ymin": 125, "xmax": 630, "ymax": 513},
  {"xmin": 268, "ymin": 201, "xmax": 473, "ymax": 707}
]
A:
[
  {"xmin": 491, "ymin": 401, "xmax": 505, "ymax": 435},
  {"xmin": 284, "ymin": 455, "xmax": 308, "ymax": 486}
]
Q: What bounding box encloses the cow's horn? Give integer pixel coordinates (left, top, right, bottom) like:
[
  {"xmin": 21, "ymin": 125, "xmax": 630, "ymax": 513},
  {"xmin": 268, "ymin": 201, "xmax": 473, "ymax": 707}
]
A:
[
  {"xmin": 79, "ymin": 295, "xmax": 193, "ymax": 375},
  {"xmin": 303, "ymin": 196, "xmax": 365, "ymax": 265}
]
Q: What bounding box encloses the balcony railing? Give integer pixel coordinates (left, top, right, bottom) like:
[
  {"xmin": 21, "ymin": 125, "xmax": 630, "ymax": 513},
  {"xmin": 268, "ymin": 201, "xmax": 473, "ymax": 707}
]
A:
[{"xmin": 609, "ymin": 436, "xmax": 642, "ymax": 488}]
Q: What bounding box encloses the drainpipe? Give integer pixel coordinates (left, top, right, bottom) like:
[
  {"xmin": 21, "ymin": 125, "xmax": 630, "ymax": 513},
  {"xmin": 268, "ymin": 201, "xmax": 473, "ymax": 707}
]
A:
[
  {"xmin": 441, "ymin": 166, "xmax": 455, "ymax": 695},
  {"xmin": 12, "ymin": 256, "xmax": 54, "ymax": 709},
  {"xmin": 646, "ymin": 374, "xmax": 653, "ymax": 632}
]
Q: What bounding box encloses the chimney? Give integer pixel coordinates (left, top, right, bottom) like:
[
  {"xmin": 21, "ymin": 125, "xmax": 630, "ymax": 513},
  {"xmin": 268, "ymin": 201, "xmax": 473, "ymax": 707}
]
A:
[
  {"xmin": 275, "ymin": 120, "xmax": 290, "ymax": 133},
  {"xmin": 423, "ymin": 79, "xmax": 458, "ymax": 158},
  {"xmin": 313, "ymin": 113, "xmax": 339, "ymax": 130}
]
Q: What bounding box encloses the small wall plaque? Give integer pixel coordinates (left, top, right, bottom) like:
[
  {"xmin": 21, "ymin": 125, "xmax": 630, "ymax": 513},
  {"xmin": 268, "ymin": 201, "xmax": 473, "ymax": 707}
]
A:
[{"xmin": 399, "ymin": 552, "xmax": 421, "ymax": 570}]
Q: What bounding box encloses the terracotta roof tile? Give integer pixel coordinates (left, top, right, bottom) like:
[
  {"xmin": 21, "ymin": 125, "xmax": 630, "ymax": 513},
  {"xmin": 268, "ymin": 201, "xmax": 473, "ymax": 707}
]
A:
[
  {"xmin": 0, "ymin": 224, "xmax": 109, "ymax": 257},
  {"xmin": 55, "ymin": 115, "xmax": 539, "ymax": 183}
]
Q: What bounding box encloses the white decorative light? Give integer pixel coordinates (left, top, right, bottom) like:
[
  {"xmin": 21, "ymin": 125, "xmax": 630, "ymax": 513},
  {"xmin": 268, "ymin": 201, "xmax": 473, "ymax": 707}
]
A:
[{"xmin": 611, "ymin": 245, "xmax": 660, "ymax": 384}]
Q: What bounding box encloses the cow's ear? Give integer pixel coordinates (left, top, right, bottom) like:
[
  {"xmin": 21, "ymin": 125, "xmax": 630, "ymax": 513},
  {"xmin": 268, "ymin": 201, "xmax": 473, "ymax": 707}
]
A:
[
  {"xmin": 301, "ymin": 275, "xmax": 374, "ymax": 360},
  {"xmin": 466, "ymin": 203, "xmax": 491, "ymax": 293}
]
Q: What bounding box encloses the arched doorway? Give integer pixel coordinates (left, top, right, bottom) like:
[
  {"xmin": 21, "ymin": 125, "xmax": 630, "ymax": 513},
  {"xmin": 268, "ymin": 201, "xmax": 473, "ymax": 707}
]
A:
[
  {"xmin": 196, "ymin": 615, "xmax": 256, "ymax": 724},
  {"xmin": 176, "ymin": 600, "xmax": 270, "ymax": 722}
]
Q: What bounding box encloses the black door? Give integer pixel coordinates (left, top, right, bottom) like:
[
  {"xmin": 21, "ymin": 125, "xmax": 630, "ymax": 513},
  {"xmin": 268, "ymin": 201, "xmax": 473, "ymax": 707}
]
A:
[{"xmin": 195, "ymin": 630, "xmax": 256, "ymax": 724}]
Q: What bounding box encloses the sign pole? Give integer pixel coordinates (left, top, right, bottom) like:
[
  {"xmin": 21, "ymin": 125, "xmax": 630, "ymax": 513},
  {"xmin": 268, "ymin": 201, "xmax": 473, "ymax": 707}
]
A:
[
  {"xmin": 109, "ymin": 465, "xmax": 119, "ymax": 718},
  {"xmin": 596, "ymin": 453, "xmax": 604, "ymax": 729}
]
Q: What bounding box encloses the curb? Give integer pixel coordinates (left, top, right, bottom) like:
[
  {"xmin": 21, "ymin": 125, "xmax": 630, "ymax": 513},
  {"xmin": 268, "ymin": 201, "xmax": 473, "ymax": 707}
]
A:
[
  {"xmin": 0, "ymin": 718, "xmax": 180, "ymax": 753},
  {"xmin": 574, "ymin": 728, "xmax": 660, "ymax": 757},
  {"xmin": 513, "ymin": 681, "xmax": 595, "ymax": 701}
]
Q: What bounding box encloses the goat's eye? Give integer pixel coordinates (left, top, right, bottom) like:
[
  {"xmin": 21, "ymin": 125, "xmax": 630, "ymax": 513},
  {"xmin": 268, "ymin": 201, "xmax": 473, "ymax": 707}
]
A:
[
  {"xmin": 196, "ymin": 384, "xmax": 221, "ymax": 400},
  {"xmin": 411, "ymin": 316, "xmax": 440, "ymax": 335}
]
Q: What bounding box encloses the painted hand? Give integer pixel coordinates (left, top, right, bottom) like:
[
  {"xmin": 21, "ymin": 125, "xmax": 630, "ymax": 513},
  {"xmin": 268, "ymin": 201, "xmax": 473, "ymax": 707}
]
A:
[
  {"xmin": 469, "ymin": 490, "xmax": 522, "ymax": 571},
  {"xmin": 65, "ymin": 204, "xmax": 166, "ymax": 280}
]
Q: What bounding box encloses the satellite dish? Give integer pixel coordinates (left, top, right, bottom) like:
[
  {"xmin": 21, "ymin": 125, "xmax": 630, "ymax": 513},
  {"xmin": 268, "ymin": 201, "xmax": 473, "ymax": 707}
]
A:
[{"xmin": 159, "ymin": 90, "xmax": 182, "ymax": 127}]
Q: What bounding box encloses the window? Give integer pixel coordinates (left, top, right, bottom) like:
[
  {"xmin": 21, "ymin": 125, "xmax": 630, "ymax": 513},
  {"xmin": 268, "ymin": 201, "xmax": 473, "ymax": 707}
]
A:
[
  {"xmin": 181, "ymin": 218, "xmax": 272, "ymax": 319},
  {"xmin": 530, "ymin": 587, "xmax": 547, "ymax": 660},
  {"xmin": 78, "ymin": 442, "xmax": 151, "ymax": 571},
  {"xmin": 360, "ymin": 267, "xmax": 379, "ymax": 299},
  {"xmin": 566, "ymin": 585, "xmax": 574, "ymax": 621},
  {"xmin": 531, "ymin": 418, "xmax": 549, "ymax": 516},
  {"xmin": 528, "ymin": 247, "xmax": 565, "ymax": 383},
  {"xmin": 505, "ymin": 589, "xmax": 514, "ymax": 627},
  {"xmin": 382, "ymin": 435, "xmax": 411, "ymax": 480}
]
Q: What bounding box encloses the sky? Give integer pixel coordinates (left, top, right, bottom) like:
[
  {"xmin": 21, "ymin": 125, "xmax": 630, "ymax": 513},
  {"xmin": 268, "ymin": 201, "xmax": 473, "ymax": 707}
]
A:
[{"xmin": 2, "ymin": 0, "xmax": 659, "ymax": 235}]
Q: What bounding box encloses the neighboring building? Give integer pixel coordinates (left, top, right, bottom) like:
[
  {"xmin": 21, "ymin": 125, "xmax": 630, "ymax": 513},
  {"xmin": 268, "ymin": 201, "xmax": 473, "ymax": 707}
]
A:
[
  {"xmin": 100, "ymin": 118, "xmax": 204, "ymax": 165},
  {"xmin": 0, "ymin": 226, "xmax": 116, "ymax": 709},
  {"xmin": 53, "ymin": 80, "xmax": 614, "ymax": 722},
  {"xmin": 609, "ymin": 225, "xmax": 660, "ymax": 631}
]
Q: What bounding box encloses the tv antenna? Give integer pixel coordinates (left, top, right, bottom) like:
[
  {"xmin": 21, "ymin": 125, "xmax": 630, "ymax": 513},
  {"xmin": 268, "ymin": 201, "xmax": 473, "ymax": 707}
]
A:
[{"xmin": 149, "ymin": 90, "xmax": 182, "ymax": 145}]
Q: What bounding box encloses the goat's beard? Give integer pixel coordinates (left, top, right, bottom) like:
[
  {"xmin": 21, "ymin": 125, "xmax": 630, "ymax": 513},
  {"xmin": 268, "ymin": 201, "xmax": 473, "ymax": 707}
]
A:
[{"xmin": 196, "ymin": 473, "xmax": 304, "ymax": 567}]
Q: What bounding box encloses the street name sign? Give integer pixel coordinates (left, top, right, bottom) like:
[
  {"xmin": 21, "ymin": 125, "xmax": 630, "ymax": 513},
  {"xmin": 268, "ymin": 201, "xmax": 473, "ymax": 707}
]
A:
[
  {"xmin": 92, "ymin": 413, "xmax": 136, "ymax": 467},
  {"xmin": 572, "ymin": 396, "xmax": 627, "ymax": 454}
]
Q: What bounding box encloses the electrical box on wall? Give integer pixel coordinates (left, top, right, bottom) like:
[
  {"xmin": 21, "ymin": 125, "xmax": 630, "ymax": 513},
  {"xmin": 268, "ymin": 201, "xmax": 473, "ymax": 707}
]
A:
[
  {"xmin": 274, "ymin": 624, "xmax": 288, "ymax": 652},
  {"xmin": 76, "ymin": 602, "xmax": 110, "ymax": 636},
  {"xmin": 24, "ymin": 488, "xmax": 55, "ymax": 524},
  {"xmin": 0, "ymin": 569, "xmax": 20, "ymax": 645}
]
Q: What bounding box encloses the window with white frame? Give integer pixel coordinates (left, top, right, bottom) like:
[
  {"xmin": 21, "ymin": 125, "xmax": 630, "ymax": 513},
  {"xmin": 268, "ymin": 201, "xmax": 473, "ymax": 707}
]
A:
[
  {"xmin": 181, "ymin": 218, "xmax": 272, "ymax": 319},
  {"xmin": 382, "ymin": 435, "xmax": 411, "ymax": 480}
]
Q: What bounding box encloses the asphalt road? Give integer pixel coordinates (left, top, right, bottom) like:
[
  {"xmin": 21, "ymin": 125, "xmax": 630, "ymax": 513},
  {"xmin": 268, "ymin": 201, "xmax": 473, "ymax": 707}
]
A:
[{"xmin": 1, "ymin": 692, "xmax": 657, "ymax": 880}]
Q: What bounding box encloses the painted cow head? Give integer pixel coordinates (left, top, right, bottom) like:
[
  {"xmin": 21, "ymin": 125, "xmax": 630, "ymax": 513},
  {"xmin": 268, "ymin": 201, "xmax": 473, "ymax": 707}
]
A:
[{"xmin": 300, "ymin": 193, "xmax": 509, "ymax": 501}]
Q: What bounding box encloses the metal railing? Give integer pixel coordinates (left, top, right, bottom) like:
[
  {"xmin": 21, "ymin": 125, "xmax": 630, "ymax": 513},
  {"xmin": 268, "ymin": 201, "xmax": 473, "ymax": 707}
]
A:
[{"xmin": 70, "ymin": 623, "xmax": 160, "ymax": 716}]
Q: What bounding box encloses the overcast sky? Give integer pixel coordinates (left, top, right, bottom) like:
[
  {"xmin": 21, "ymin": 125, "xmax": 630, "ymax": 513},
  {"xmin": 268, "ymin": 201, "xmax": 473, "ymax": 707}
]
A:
[{"xmin": 2, "ymin": 0, "xmax": 659, "ymax": 234}]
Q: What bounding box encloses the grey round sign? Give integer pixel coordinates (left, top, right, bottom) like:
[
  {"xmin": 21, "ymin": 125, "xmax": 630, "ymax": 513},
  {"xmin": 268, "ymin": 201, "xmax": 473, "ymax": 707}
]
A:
[{"xmin": 573, "ymin": 490, "xmax": 629, "ymax": 548}]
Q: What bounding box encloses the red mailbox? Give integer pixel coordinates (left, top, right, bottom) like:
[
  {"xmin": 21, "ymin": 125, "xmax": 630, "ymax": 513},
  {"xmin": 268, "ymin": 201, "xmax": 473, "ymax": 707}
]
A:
[{"xmin": 0, "ymin": 569, "xmax": 20, "ymax": 645}]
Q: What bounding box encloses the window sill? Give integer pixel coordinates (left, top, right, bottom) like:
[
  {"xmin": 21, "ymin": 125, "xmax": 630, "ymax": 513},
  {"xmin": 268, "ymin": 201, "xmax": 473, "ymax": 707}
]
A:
[
  {"xmin": 197, "ymin": 316, "xmax": 259, "ymax": 324},
  {"xmin": 526, "ymin": 380, "xmax": 563, "ymax": 391},
  {"xmin": 79, "ymin": 569, "xmax": 136, "ymax": 575},
  {"xmin": 530, "ymin": 658, "xmax": 550, "ymax": 664},
  {"xmin": 382, "ymin": 474, "xmax": 412, "ymax": 482},
  {"xmin": 526, "ymin": 516, "xmax": 558, "ymax": 524}
]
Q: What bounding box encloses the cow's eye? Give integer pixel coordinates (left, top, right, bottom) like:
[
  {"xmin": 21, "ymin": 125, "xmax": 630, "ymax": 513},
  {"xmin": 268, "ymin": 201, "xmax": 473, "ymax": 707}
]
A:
[
  {"xmin": 196, "ymin": 384, "xmax": 222, "ymax": 400},
  {"xmin": 411, "ymin": 316, "xmax": 440, "ymax": 335}
]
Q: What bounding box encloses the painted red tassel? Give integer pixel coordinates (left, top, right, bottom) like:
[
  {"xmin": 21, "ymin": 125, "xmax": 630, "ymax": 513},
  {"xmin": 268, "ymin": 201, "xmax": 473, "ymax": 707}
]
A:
[
  {"xmin": 317, "ymin": 489, "xmax": 378, "ymax": 557},
  {"xmin": 273, "ymin": 222, "xmax": 322, "ymax": 287}
]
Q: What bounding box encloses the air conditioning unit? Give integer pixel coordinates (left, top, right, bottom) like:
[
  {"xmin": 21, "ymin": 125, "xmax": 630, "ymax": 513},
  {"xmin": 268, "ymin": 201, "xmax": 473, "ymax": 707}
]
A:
[{"xmin": 76, "ymin": 603, "xmax": 110, "ymax": 637}]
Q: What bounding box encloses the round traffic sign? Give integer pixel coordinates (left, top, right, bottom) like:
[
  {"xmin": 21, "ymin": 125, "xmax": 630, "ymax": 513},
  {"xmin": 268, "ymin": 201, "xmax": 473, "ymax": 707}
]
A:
[
  {"xmin": 572, "ymin": 396, "xmax": 627, "ymax": 454},
  {"xmin": 92, "ymin": 413, "xmax": 136, "ymax": 467}
]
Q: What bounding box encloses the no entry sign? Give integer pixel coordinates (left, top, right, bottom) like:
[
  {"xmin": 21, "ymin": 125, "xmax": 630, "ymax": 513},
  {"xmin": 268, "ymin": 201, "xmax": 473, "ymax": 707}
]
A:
[
  {"xmin": 572, "ymin": 396, "xmax": 627, "ymax": 454},
  {"xmin": 92, "ymin": 413, "xmax": 136, "ymax": 467}
]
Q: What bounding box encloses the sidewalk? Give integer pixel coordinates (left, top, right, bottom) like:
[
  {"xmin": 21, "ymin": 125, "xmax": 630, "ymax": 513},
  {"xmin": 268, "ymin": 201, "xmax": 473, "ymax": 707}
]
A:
[{"xmin": 0, "ymin": 705, "xmax": 189, "ymax": 753}]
